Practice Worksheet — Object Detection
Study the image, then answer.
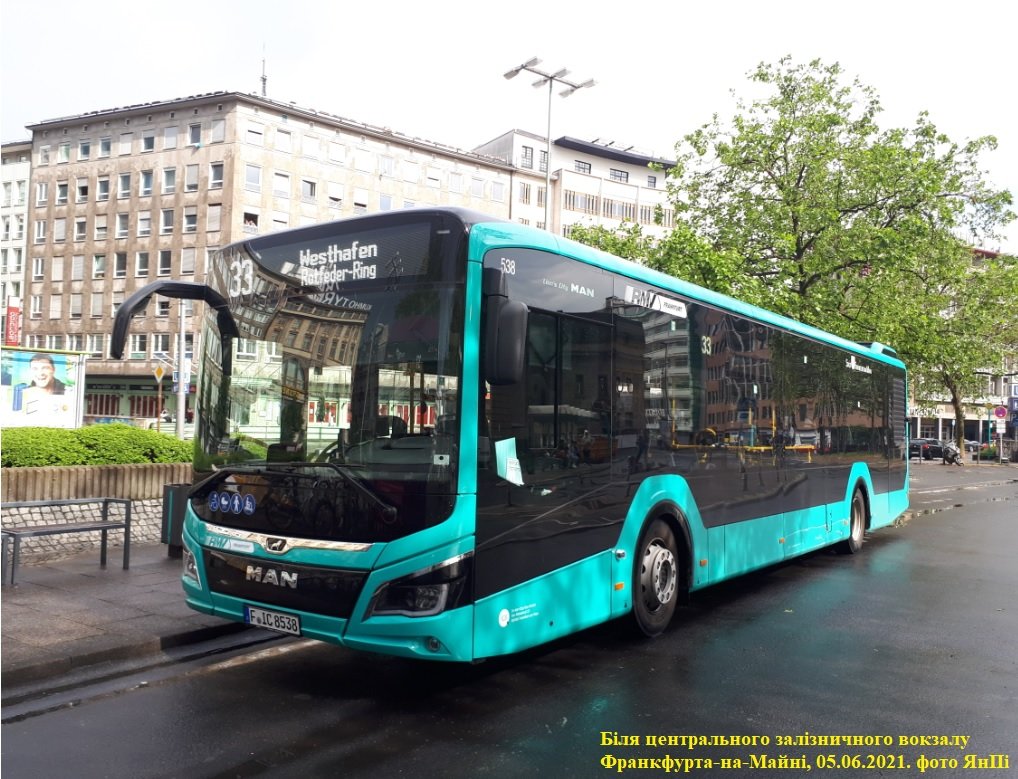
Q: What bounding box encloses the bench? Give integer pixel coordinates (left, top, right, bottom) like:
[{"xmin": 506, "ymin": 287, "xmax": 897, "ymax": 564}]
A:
[{"xmin": 1, "ymin": 498, "xmax": 131, "ymax": 585}]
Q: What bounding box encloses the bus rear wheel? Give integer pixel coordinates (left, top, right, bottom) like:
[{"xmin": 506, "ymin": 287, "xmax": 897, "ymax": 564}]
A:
[
  {"xmin": 633, "ymin": 518, "xmax": 679, "ymax": 637},
  {"xmin": 837, "ymin": 489, "xmax": 867, "ymax": 555}
]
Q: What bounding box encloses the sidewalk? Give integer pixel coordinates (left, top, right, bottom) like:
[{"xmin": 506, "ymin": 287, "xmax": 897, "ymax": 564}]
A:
[
  {"xmin": 1, "ymin": 462, "xmax": 1013, "ymax": 690},
  {"xmin": 1, "ymin": 542, "xmax": 245, "ymax": 689}
]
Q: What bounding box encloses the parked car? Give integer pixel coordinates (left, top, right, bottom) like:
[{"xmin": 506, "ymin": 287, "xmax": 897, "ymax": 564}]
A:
[
  {"xmin": 964, "ymin": 440, "xmax": 982, "ymax": 452},
  {"xmin": 909, "ymin": 438, "xmax": 945, "ymax": 460}
]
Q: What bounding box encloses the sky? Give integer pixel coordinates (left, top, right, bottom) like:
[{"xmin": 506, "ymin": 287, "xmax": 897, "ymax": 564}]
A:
[{"xmin": 2, "ymin": 0, "xmax": 1015, "ymax": 252}]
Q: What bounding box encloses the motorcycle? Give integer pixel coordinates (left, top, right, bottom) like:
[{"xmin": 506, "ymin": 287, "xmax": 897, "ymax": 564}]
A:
[{"xmin": 943, "ymin": 440, "xmax": 963, "ymax": 466}]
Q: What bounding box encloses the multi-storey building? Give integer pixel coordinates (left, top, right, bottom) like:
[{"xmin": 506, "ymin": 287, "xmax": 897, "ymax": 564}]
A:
[
  {"xmin": 2, "ymin": 140, "xmax": 31, "ymax": 343},
  {"xmin": 22, "ymin": 91, "xmax": 513, "ymax": 423},
  {"xmin": 473, "ymin": 130, "xmax": 675, "ymax": 236}
]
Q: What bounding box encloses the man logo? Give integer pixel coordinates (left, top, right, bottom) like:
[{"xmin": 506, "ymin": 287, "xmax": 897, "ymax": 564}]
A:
[{"xmin": 265, "ymin": 537, "xmax": 288, "ymax": 554}]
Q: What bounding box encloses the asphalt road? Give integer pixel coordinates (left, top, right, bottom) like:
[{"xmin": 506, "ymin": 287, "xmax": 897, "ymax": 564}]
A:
[{"xmin": 3, "ymin": 477, "xmax": 1016, "ymax": 778}]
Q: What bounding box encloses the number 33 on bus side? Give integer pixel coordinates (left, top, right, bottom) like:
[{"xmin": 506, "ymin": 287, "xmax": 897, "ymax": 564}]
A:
[{"xmin": 228, "ymin": 258, "xmax": 255, "ymax": 297}]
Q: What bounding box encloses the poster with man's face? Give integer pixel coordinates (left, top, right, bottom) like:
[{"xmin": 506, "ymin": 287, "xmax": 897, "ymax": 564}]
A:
[{"xmin": 0, "ymin": 348, "xmax": 85, "ymax": 428}]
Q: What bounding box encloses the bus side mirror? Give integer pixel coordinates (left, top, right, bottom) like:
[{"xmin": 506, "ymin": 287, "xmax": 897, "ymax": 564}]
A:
[{"xmin": 482, "ymin": 267, "xmax": 527, "ymax": 386}]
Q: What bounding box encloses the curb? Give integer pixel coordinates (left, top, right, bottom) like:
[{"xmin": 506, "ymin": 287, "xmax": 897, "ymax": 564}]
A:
[{"xmin": 1, "ymin": 622, "xmax": 250, "ymax": 688}]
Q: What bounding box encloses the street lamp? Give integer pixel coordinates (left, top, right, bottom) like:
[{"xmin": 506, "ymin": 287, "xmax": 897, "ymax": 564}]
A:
[{"xmin": 504, "ymin": 57, "xmax": 595, "ymax": 231}]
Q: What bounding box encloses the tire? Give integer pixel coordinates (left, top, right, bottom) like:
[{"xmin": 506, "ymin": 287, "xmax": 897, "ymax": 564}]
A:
[
  {"xmin": 632, "ymin": 518, "xmax": 680, "ymax": 636},
  {"xmin": 837, "ymin": 489, "xmax": 867, "ymax": 555}
]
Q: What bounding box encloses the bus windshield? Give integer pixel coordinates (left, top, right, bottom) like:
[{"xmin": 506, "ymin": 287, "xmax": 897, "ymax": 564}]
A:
[{"xmin": 191, "ymin": 213, "xmax": 467, "ymax": 543}]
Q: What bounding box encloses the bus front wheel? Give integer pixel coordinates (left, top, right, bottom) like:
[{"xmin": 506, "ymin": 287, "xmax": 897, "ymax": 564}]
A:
[
  {"xmin": 633, "ymin": 518, "xmax": 679, "ymax": 637},
  {"xmin": 837, "ymin": 489, "xmax": 867, "ymax": 555}
]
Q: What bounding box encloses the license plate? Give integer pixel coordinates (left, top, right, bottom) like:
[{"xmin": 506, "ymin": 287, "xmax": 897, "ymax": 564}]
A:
[{"xmin": 245, "ymin": 606, "xmax": 301, "ymax": 636}]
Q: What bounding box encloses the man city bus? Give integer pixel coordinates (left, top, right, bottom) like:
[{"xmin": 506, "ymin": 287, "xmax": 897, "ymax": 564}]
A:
[{"xmin": 112, "ymin": 208, "xmax": 908, "ymax": 662}]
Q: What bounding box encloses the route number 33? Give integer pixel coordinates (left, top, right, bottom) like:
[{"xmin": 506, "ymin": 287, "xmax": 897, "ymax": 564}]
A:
[{"xmin": 228, "ymin": 258, "xmax": 255, "ymax": 297}]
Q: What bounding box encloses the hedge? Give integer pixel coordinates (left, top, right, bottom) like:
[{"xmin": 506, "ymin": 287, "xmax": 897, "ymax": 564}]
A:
[{"xmin": 0, "ymin": 424, "xmax": 192, "ymax": 467}]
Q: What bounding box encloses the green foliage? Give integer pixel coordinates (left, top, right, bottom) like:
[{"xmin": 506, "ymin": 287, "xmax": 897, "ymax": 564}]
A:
[
  {"xmin": 1, "ymin": 424, "xmax": 191, "ymax": 467},
  {"xmin": 566, "ymin": 56, "xmax": 1017, "ymax": 431},
  {"xmin": 0, "ymin": 428, "xmax": 90, "ymax": 467}
]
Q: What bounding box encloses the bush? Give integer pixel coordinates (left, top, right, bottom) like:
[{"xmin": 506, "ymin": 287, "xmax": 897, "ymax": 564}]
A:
[{"xmin": 0, "ymin": 424, "xmax": 192, "ymax": 467}]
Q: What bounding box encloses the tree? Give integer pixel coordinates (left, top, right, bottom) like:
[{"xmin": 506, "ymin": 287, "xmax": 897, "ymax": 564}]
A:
[
  {"xmin": 567, "ymin": 57, "xmax": 1016, "ymax": 444},
  {"xmin": 663, "ymin": 56, "xmax": 1014, "ymax": 345}
]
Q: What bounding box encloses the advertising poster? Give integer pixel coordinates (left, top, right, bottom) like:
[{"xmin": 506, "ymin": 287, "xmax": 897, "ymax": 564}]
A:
[{"xmin": 0, "ymin": 347, "xmax": 86, "ymax": 428}]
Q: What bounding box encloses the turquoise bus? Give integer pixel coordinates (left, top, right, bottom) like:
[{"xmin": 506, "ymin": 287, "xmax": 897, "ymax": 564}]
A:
[{"xmin": 112, "ymin": 208, "xmax": 908, "ymax": 661}]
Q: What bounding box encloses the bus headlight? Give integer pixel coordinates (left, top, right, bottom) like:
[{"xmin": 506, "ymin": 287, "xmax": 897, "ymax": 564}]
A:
[
  {"xmin": 182, "ymin": 546, "xmax": 200, "ymax": 585},
  {"xmin": 367, "ymin": 553, "xmax": 472, "ymax": 618}
]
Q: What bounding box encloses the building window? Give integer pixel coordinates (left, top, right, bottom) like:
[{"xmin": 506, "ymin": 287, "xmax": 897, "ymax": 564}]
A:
[
  {"xmin": 57, "ymin": 143, "xmax": 71, "ymax": 163},
  {"xmin": 53, "ymin": 218, "xmax": 67, "ymax": 242},
  {"xmin": 574, "ymin": 160, "xmax": 592, "ymax": 174},
  {"xmin": 160, "ymin": 209, "xmax": 174, "ymax": 234},
  {"xmin": 29, "ymin": 295, "xmax": 42, "ymax": 319},
  {"xmin": 492, "ymin": 182, "xmax": 505, "ymax": 202},
  {"xmin": 245, "ymin": 164, "xmax": 261, "ymax": 192},
  {"xmin": 183, "ymin": 206, "xmax": 197, "ymax": 233},
  {"xmin": 327, "ymin": 182, "xmax": 343, "ymax": 209},
  {"xmin": 129, "ymin": 334, "xmax": 148, "ymax": 360},
  {"xmin": 71, "ymin": 255, "xmax": 84, "ymax": 280},
  {"xmin": 94, "ymin": 214, "xmax": 107, "ymax": 240},
  {"xmin": 162, "ymin": 168, "xmax": 176, "ymax": 194},
  {"xmin": 48, "ymin": 294, "xmax": 62, "ymax": 319},
  {"xmin": 521, "ymin": 146, "xmax": 534, "ymax": 169},
  {"xmin": 246, "ymin": 125, "xmax": 263, "ymax": 145},
  {"xmin": 158, "ymin": 250, "xmax": 173, "ymax": 275},
  {"xmin": 116, "ymin": 213, "xmax": 129, "ymax": 238},
  {"xmin": 181, "ymin": 247, "xmax": 196, "ymax": 275},
  {"xmin": 99, "ymin": 137, "xmax": 111, "ymax": 157},
  {"xmin": 87, "ymin": 333, "xmax": 105, "ymax": 357},
  {"xmin": 188, "ymin": 124, "xmax": 201, "ymax": 145},
  {"xmin": 210, "ymin": 119, "xmax": 225, "ymax": 143},
  {"xmin": 647, "ymin": 174, "xmax": 657, "ymax": 189},
  {"xmin": 119, "ymin": 132, "xmax": 133, "ymax": 155},
  {"xmin": 35, "ymin": 181, "xmax": 48, "ymax": 205},
  {"xmin": 70, "ymin": 293, "xmax": 82, "ymax": 320},
  {"xmin": 56, "ymin": 181, "xmax": 68, "ymax": 204},
  {"xmin": 157, "ymin": 299, "xmax": 171, "ymax": 317},
  {"xmin": 206, "ymin": 204, "xmax": 221, "ymax": 232},
  {"xmin": 243, "ymin": 212, "xmax": 259, "ymax": 232},
  {"xmin": 114, "ymin": 252, "xmax": 128, "ymax": 278},
  {"xmin": 518, "ymin": 181, "xmax": 531, "ymax": 204},
  {"xmin": 96, "ymin": 177, "xmax": 110, "ymax": 201},
  {"xmin": 78, "ymin": 140, "xmax": 91, "ymax": 160},
  {"xmin": 32, "ymin": 256, "xmax": 44, "ymax": 281},
  {"xmin": 140, "ymin": 170, "xmax": 153, "ymax": 197},
  {"xmin": 142, "ymin": 131, "xmax": 156, "ymax": 152},
  {"xmin": 300, "ymin": 179, "xmax": 316, "ymax": 202},
  {"xmin": 209, "ymin": 162, "xmax": 224, "ymax": 189},
  {"xmin": 273, "ymin": 172, "xmax": 290, "ymax": 197},
  {"xmin": 118, "ymin": 173, "xmax": 131, "ymax": 199},
  {"xmin": 609, "ymin": 168, "xmax": 629, "ymax": 183},
  {"xmin": 74, "ymin": 218, "xmax": 87, "ymax": 241},
  {"xmin": 34, "ymin": 221, "xmax": 46, "ymax": 243},
  {"xmin": 66, "ymin": 334, "xmax": 84, "ymax": 352},
  {"xmin": 112, "ymin": 291, "xmax": 124, "ymax": 317},
  {"xmin": 152, "ymin": 333, "xmax": 170, "ymax": 357},
  {"xmin": 46, "ymin": 335, "xmax": 64, "ymax": 350},
  {"xmin": 470, "ymin": 178, "xmax": 485, "ymax": 197},
  {"xmin": 135, "ymin": 251, "xmax": 149, "ymax": 276},
  {"xmin": 164, "ymin": 126, "xmax": 178, "ymax": 149},
  {"xmin": 137, "ymin": 211, "xmax": 151, "ymax": 236},
  {"xmin": 539, "ymin": 150, "xmax": 548, "ymax": 173},
  {"xmin": 276, "ymin": 129, "xmax": 292, "ymax": 152},
  {"xmin": 51, "ymin": 256, "xmax": 63, "ymax": 282},
  {"xmin": 92, "ymin": 254, "xmax": 106, "ymax": 279}
]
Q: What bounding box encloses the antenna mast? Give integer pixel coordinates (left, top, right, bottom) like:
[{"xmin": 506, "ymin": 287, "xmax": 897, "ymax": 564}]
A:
[{"xmin": 261, "ymin": 46, "xmax": 267, "ymax": 97}]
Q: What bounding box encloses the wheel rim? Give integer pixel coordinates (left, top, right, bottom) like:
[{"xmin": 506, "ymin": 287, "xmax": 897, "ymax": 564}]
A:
[
  {"xmin": 851, "ymin": 496, "xmax": 865, "ymax": 543},
  {"xmin": 641, "ymin": 541, "xmax": 677, "ymax": 611}
]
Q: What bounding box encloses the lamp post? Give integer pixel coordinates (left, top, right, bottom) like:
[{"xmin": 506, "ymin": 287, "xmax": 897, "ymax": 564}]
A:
[{"xmin": 504, "ymin": 57, "xmax": 595, "ymax": 232}]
